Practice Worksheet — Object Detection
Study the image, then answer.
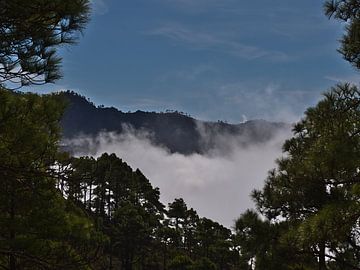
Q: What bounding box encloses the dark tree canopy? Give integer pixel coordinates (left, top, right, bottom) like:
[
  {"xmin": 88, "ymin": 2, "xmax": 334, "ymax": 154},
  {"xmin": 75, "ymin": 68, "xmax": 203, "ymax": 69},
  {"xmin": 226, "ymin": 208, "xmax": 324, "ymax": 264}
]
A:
[
  {"xmin": 0, "ymin": 88, "xmax": 106, "ymax": 270},
  {"xmin": 325, "ymin": 0, "xmax": 360, "ymax": 69},
  {"xmin": 0, "ymin": 0, "xmax": 90, "ymax": 88},
  {"xmin": 247, "ymin": 83, "xmax": 360, "ymax": 270}
]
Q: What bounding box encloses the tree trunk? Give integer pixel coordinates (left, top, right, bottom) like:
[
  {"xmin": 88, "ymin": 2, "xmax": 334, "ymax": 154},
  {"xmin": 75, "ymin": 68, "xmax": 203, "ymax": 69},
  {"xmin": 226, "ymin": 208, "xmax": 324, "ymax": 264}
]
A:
[
  {"xmin": 9, "ymin": 187, "xmax": 16, "ymax": 270},
  {"xmin": 89, "ymin": 183, "xmax": 92, "ymax": 210},
  {"xmin": 162, "ymin": 243, "xmax": 167, "ymax": 270},
  {"xmin": 318, "ymin": 242, "xmax": 326, "ymax": 270},
  {"xmin": 9, "ymin": 253, "xmax": 16, "ymax": 270},
  {"xmin": 109, "ymin": 240, "xmax": 113, "ymax": 270}
]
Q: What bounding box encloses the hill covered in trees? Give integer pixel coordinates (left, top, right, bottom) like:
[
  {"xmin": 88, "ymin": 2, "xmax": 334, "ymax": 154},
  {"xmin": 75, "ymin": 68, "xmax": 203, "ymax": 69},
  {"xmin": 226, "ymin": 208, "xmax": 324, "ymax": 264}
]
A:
[{"xmin": 60, "ymin": 91, "xmax": 289, "ymax": 155}]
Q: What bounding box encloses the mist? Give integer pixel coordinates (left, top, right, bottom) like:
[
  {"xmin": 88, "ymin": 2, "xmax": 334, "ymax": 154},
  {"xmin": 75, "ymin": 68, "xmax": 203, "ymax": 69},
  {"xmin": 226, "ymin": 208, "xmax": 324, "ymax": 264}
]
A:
[{"xmin": 67, "ymin": 125, "xmax": 291, "ymax": 228}]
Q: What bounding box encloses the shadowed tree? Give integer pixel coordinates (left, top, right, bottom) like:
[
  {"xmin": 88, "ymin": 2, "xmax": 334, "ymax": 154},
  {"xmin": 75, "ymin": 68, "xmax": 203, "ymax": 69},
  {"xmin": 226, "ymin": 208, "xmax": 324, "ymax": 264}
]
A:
[
  {"xmin": 68, "ymin": 153, "xmax": 166, "ymax": 270},
  {"xmin": 0, "ymin": 89, "xmax": 105, "ymax": 270},
  {"xmin": 0, "ymin": 0, "xmax": 90, "ymax": 88},
  {"xmin": 325, "ymin": 0, "xmax": 360, "ymax": 69},
  {"xmin": 167, "ymin": 254, "xmax": 193, "ymax": 270},
  {"xmin": 252, "ymin": 84, "xmax": 360, "ymax": 269},
  {"xmin": 235, "ymin": 210, "xmax": 317, "ymax": 270},
  {"xmin": 195, "ymin": 217, "xmax": 236, "ymax": 270},
  {"xmin": 168, "ymin": 198, "xmax": 188, "ymax": 249}
]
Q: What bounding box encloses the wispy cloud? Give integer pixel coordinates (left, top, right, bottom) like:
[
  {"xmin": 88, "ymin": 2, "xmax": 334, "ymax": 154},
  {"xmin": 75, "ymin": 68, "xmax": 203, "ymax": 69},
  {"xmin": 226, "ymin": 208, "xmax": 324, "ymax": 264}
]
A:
[
  {"xmin": 157, "ymin": 64, "xmax": 218, "ymax": 83},
  {"xmin": 146, "ymin": 25, "xmax": 288, "ymax": 61},
  {"xmin": 159, "ymin": 0, "xmax": 236, "ymax": 10},
  {"xmin": 214, "ymin": 81, "xmax": 321, "ymax": 123},
  {"xmin": 324, "ymin": 74, "xmax": 360, "ymax": 85}
]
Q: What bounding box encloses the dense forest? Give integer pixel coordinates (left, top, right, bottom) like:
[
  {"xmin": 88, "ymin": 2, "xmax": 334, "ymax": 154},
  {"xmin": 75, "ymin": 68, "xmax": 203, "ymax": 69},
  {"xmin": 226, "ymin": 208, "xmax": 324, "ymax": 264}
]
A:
[
  {"xmin": 0, "ymin": 90, "xmax": 241, "ymax": 269},
  {"xmin": 1, "ymin": 0, "xmax": 360, "ymax": 269}
]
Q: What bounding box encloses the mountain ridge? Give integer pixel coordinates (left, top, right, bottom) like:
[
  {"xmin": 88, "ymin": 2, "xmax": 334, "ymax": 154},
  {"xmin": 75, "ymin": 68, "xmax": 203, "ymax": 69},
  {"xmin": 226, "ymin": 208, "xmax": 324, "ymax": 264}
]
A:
[{"xmin": 59, "ymin": 90, "xmax": 291, "ymax": 155}]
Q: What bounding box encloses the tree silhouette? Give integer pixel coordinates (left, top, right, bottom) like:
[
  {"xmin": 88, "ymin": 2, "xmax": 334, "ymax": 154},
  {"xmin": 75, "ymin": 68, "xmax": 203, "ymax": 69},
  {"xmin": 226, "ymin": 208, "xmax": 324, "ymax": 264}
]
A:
[
  {"xmin": 0, "ymin": 0, "xmax": 90, "ymax": 88},
  {"xmin": 252, "ymin": 84, "xmax": 360, "ymax": 269},
  {"xmin": 325, "ymin": 0, "xmax": 360, "ymax": 69}
]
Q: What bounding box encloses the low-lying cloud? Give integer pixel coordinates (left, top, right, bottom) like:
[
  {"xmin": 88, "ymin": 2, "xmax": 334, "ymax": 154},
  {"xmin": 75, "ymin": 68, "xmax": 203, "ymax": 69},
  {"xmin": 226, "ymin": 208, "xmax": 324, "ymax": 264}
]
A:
[{"xmin": 67, "ymin": 125, "xmax": 291, "ymax": 228}]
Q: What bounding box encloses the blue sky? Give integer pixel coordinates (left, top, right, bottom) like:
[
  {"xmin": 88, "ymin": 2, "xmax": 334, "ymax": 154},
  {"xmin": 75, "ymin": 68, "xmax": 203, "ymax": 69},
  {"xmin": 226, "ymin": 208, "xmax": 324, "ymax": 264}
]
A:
[{"xmin": 30, "ymin": 0, "xmax": 360, "ymax": 122}]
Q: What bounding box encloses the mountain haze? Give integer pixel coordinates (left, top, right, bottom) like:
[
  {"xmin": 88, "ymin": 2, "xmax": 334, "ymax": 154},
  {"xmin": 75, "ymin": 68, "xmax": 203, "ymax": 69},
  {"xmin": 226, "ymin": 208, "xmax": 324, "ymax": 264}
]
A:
[{"xmin": 60, "ymin": 91, "xmax": 290, "ymax": 155}]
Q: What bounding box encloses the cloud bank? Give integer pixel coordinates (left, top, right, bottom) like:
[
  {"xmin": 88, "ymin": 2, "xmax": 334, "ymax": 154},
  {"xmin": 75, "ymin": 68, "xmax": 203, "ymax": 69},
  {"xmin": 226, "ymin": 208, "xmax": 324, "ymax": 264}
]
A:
[{"xmin": 68, "ymin": 126, "xmax": 291, "ymax": 228}]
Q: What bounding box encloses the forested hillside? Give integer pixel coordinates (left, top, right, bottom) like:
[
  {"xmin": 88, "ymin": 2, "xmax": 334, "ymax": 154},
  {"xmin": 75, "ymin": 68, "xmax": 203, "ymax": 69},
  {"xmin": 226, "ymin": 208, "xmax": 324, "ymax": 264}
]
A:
[{"xmin": 60, "ymin": 91, "xmax": 289, "ymax": 155}]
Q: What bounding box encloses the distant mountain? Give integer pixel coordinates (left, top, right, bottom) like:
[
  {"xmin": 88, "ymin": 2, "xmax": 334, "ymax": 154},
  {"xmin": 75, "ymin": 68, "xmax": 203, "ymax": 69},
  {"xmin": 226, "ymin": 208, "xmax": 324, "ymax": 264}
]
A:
[{"xmin": 59, "ymin": 91, "xmax": 290, "ymax": 155}]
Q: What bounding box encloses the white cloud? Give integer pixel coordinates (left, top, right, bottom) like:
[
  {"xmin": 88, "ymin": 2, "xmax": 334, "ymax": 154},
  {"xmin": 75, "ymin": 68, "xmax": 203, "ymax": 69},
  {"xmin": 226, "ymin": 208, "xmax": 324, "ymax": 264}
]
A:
[
  {"xmin": 147, "ymin": 25, "xmax": 288, "ymax": 61},
  {"xmin": 68, "ymin": 126, "xmax": 291, "ymax": 228}
]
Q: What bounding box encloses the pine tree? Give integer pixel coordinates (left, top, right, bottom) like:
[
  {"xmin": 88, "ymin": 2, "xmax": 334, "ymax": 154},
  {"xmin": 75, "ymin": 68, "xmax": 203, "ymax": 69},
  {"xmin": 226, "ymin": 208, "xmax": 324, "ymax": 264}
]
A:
[
  {"xmin": 0, "ymin": 89, "xmax": 105, "ymax": 269},
  {"xmin": 252, "ymin": 84, "xmax": 360, "ymax": 269},
  {"xmin": 325, "ymin": 0, "xmax": 360, "ymax": 69},
  {"xmin": 0, "ymin": 0, "xmax": 90, "ymax": 88}
]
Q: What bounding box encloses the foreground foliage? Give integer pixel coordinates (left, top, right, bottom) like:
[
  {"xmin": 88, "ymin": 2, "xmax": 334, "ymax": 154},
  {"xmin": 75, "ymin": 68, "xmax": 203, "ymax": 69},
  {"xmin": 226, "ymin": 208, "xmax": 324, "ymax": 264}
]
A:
[
  {"xmin": 325, "ymin": 0, "xmax": 360, "ymax": 69},
  {"xmin": 0, "ymin": 89, "xmax": 242, "ymax": 269},
  {"xmin": 0, "ymin": 0, "xmax": 90, "ymax": 87},
  {"xmin": 236, "ymin": 84, "xmax": 360, "ymax": 270},
  {"xmin": 0, "ymin": 89, "xmax": 105, "ymax": 269}
]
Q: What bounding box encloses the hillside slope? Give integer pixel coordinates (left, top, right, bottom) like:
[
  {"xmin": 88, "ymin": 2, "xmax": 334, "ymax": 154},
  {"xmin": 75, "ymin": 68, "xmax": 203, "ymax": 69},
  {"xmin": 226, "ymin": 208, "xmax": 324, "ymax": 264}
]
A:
[{"xmin": 60, "ymin": 91, "xmax": 290, "ymax": 155}]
